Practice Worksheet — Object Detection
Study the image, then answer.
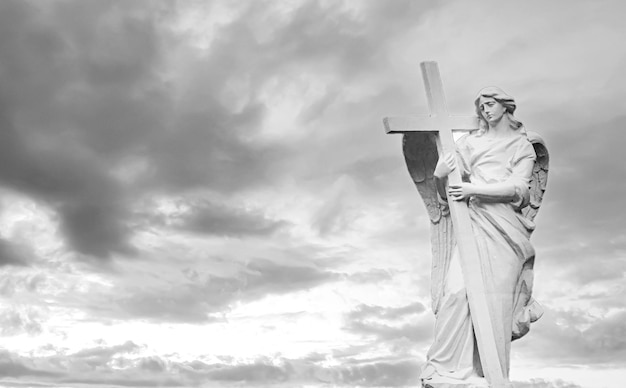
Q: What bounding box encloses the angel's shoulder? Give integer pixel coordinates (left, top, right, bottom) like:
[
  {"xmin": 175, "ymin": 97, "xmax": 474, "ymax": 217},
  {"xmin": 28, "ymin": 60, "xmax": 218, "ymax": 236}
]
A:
[
  {"xmin": 455, "ymin": 131, "xmax": 478, "ymax": 149},
  {"xmin": 514, "ymin": 132, "xmax": 537, "ymax": 159}
]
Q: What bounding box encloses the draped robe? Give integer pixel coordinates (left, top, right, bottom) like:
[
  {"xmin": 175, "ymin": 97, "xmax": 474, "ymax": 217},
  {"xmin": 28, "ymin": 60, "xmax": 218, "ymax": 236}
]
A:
[{"xmin": 420, "ymin": 132, "xmax": 538, "ymax": 387}]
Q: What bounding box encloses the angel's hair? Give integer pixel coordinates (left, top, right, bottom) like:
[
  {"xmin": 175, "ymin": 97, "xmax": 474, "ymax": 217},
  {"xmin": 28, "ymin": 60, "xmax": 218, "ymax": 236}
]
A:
[{"xmin": 474, "ymin": 86, "xmax": 524, "ymax": 134}]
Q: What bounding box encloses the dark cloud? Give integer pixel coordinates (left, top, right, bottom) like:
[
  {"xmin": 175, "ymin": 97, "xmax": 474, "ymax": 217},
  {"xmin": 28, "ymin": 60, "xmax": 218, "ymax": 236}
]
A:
[
  {"xmin": 0, "ymin": 0, "xmax": 161, "ymax": 259},
  {"xmin": 0, "ymin": 350, "xmax": 59, "ymax": 378},
  {"xmin": 249, "ymin": 0, "xmax": 438, "ymax": 79},
  {"xmin": 21, "ymin": 349, "xmax": 422, "ymax": 387},
  {"xmin": 116, "ymin": 258, "xmax": 339, "ymax": 322},
  {"xmin": 242, "ymin": 258, "xmax": 339, "ymax": 295},
  {"xmin": 116, "ymin": 283, "xmax": 222, "ymax": 323},
  {"xmin": 137, "ymin": 356, "xmax": 166, "ymax": 373},
  {"xmin": 0, "ymin": 349, "xmax": 296, "ymax": 386},
  {"xmin": 0, "ymin": 342, "xmax": 181, "ymax": 387},
  {"xmin": 0, "ymin": 100, "xmax": 135, "ymax": 259},
  {"xmin": 526, "ymin": 117, "xmax": 626, "ymax": 307},
  {"xmin": 332, "ymin": 359, "xmax": 421, "ymax": 387},
  {"xmin": 168, "ymin": 199, "xmax": 287, "ymax": 237},
  {"xmin": 0, "ymin": 346, "xmax": 173, "ymax": 386},
  {"xmin": 517, "ymin": 307, "xmax": 626, "ymax": 366},
  {"xmin": 145, "ymin": 102, "xmax": 285, "ymax": 194},
  {"xmin": 534, "ymin": 117, "xmax": 626, "ymax": 255},
  {"xmin": 0, "ymin": 346, "xmax": 590, "ymax": 388},
  {"xmin": 344, "ymin": 303, "xmax": 431, "ymax": 344},
  {"xmin": 0, "ymin": 0, "xmax": 290, "ymax": 260},
  {"xmin": 177, "ymin": 0, "xmax": 440, "ymax": 192},
  {"xmin": 340, "ymin": 155, "xmax": 408, "ymax": 192},
  {"xmin": 0, "ymin": 0, "xmax": 444, "ymax": 262},
  {"xmin": 0, "ymin": 239, "xmax": 31, "ymax": 267}
]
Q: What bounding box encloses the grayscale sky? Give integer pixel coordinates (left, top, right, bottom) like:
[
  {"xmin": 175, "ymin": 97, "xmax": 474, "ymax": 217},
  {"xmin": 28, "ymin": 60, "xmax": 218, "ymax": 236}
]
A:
[{"xmin": 0, "ymin": 1, "xmax": 625, "ymax": 387}]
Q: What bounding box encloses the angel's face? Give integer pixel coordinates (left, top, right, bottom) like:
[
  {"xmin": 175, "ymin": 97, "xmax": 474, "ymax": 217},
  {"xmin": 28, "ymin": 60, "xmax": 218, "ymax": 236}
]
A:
[{"xmin": 478, "ymin": 96, "xmax": 507, "ymax": 124}]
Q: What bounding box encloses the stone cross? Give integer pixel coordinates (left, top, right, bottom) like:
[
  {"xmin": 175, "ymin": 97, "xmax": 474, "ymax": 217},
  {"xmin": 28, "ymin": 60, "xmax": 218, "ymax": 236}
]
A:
[{"xmin": 384, "ymin": 61, "xmax": 510, "ymax": 388}]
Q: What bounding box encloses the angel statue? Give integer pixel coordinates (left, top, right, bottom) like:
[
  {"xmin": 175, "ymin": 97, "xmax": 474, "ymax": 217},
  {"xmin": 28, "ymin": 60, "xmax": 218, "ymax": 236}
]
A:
[{"xmin": 401, "ymin": 86, "xmax": 549, "ymax": 387}]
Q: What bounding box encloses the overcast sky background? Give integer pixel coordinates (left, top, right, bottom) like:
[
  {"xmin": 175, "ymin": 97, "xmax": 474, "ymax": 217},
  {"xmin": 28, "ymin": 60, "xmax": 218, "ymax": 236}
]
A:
[{"xmin": 0, "ymin": 1, "xmax": 625, "ymax": 387}]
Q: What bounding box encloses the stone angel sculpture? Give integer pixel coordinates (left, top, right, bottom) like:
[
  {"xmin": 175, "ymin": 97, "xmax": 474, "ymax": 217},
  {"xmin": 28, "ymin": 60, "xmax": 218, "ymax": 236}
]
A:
[{"xmin": 401, "ymin": 87, "xmax": 549, "ymax": 387}]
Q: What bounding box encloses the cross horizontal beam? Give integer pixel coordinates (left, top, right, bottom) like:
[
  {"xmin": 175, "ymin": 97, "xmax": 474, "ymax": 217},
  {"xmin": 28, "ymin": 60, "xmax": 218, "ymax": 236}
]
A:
[{"xmin": 383, "ymin": 115, "xmax": 479, "ymax": 134}]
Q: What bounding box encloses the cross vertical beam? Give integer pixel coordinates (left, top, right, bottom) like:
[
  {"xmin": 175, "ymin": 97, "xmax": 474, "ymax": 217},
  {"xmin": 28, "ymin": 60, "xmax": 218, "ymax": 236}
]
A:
[{"xmin": 385, "ymin": 62, "xmax": 510, "ymax": 388}]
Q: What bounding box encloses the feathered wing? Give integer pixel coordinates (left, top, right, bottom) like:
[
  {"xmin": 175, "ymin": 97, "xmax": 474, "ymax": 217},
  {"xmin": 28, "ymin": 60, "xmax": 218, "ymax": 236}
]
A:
[
  {"xmin": 512, "ymin": 130, "xmax": 550, "ymax": 340},
  {"xmin": 522, "ymin": 131, "xmax": 550, "ymax": 222},
  {"xmin": 402, "ymin": 132, "xmax": 454, "ymax": 315}
]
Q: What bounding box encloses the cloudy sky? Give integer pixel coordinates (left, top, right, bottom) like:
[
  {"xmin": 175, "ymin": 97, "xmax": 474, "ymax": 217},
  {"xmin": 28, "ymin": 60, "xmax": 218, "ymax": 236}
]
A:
[{"xmin": 0, "ymin": 0, "xmax": 625, "ymax": 387}]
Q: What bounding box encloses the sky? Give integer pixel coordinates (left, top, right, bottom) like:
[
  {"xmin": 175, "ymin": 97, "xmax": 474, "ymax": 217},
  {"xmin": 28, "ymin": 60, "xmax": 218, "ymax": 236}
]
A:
[{"xmin": 0, "ymin": 0, "xmax": 625, "ymax": 387}]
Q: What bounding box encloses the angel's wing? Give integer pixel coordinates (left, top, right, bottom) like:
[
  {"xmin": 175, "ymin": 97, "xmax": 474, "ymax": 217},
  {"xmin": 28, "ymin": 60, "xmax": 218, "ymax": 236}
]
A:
[
  {"xmin": 522, "ymin": 131, "xmax": 550, "ymax": 222},
  {"xmin": 402, "ymin": 132, "xmax": 454, "ymax": 314},
  {"xmin": 512, "ymin": 131, "xmax": 549, "ymax": 340},
  {"xmin": 402, "ymin": 132, "xmax": 441, "ymax": 223}
]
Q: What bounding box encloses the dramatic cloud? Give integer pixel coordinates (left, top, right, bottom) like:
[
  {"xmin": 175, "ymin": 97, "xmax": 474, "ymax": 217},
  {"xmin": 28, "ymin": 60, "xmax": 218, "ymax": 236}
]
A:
[
  {"xmin": 0, "ymin": 345, "xmax": 424, "ymax": 387},
  {"xmin": 343, "ymin": 303, "xmax": 432, "ymax": 348},
  {"xmin": 0, "ymin": 239, "xmax": 31, "ymax": 267},
  {"xmin": 0, "ymin": 351, "xmax": 59, "ymax": 379},
  {"xmin": 0, "ymin": 1, "xmax": 624, "ymax": 387},
  {"xmin": 0, "ymin": 0, "xmax": 160, "ymax": 259},
  {"xmin": 114, "ymin": 258, "xmax": 340, "ymax": 322},
  {"xmin": 0, "ymin": 0, "xmax": 289, "ymax": 259},
  {"xmin": 516, "ymin": 307, "xmax": 626, "ymax": 367},
  {"xmin": 167, "ymin": 199, "xmax": 288, "ymax": 237}
]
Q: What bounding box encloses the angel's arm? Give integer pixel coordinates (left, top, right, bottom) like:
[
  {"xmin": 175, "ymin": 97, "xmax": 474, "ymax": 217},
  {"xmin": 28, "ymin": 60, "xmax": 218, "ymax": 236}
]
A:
[
  {"xmin": 433, "ymin": 152, "xmax": 455, "ymax": 200},
  {"xmin": 448, "ymin": 181, "xmax": 514, "ymax": 202},
  {"xmin": 434, "ymin": 150, "xmax": 469, "ymax": 201},
  {"xmin": 466, "ymin": 181, "xmax": 517, "ymax": 201},
  {"xmin": 435, "ymin": 176, "xmax": 448, "ymax": 201},
  {"xmin": 448, "ymin": 158, "xmax": 535, "ymax": 204}
]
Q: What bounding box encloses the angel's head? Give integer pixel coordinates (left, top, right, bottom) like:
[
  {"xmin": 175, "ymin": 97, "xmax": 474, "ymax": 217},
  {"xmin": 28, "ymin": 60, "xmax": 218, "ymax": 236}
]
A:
[{"xmin": 474, "ymin": 86, "xmax": 523, "ymax": 133}]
